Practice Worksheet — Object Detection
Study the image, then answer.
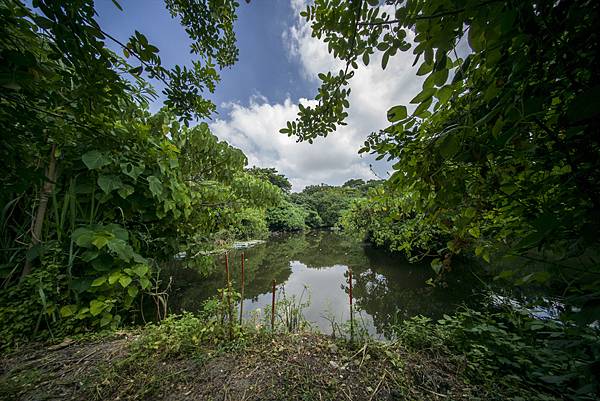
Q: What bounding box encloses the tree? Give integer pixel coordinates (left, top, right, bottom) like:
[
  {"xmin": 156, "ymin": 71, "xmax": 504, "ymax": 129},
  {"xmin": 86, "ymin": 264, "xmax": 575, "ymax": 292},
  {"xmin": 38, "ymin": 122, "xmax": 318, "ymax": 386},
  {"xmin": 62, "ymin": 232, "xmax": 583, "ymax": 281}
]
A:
[
  {"xmin": 342, "ymin": 178, "xmax": 365, "ymax": 188},
  {"xmin": 247, "ymin": 167, "xmax": 293, "ymax": 193},
  {"xmin": 0, "ymin": 0, "xmax": 286, "ymax": 342},
  {"xmin": 284, "ymin": 0, "xmax": 600, "ymax": 304},
  {"xmin": 265, "ymin": 201, "xmax": 307, "ymax": 232}
]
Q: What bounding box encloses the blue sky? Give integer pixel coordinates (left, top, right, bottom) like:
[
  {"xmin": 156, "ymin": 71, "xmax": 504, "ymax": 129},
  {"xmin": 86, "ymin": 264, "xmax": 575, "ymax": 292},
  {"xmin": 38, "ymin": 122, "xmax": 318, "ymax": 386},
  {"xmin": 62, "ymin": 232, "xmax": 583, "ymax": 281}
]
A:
[
  {"xmin": 93, "ymin": 0, "xmax": 423, "ymax": 190},
  {"xmin": 96, "ymin": 0, "xmax": 311, "ymax": 115}
]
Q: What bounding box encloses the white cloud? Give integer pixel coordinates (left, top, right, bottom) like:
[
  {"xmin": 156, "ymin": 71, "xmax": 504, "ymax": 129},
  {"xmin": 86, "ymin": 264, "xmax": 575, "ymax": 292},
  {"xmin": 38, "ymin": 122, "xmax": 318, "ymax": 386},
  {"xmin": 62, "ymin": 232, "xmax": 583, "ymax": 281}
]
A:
[{"xmin": 210, "ymin": 1, "xmax": 423, "ymax": 191}]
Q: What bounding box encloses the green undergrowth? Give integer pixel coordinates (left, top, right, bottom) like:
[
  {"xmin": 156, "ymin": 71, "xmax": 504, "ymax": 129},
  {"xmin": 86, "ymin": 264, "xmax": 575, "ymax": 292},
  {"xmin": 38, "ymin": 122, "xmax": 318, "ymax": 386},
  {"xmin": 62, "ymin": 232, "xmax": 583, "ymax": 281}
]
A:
[{"xmin": 1, "ymin": 302, "xmax": 598, "ymax": 401}]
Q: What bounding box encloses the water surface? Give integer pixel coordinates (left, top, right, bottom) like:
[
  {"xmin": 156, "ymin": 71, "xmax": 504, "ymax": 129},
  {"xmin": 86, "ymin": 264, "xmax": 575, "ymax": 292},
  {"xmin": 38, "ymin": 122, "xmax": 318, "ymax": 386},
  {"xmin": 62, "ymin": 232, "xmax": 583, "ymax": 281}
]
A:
[{"xmin": 164, "ymin": 231, "xmax": 481, "ymax": 339}]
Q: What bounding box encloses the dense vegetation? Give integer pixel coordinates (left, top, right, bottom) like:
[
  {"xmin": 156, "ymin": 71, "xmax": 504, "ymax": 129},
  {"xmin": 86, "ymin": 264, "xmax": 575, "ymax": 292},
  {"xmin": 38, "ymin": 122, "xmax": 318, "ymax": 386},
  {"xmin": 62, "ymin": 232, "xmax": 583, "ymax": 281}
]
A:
[
  {"xmin": 0, "ymin": 0, "xmax": 284, "ymax": 344},
  {"xmin": 283, "ymin": 0, "xmax": 600, "ymax": 397},
  {"xmin": 248, "ymin": 167, "xmax": 384, "ymax": 232},
  {"xmin": 286, "ymin": 0, "xmax": 600, "ymax": 320},
  {"xmin": 1, "ymin": 0, "xmax": 599, "ymax": 399}
]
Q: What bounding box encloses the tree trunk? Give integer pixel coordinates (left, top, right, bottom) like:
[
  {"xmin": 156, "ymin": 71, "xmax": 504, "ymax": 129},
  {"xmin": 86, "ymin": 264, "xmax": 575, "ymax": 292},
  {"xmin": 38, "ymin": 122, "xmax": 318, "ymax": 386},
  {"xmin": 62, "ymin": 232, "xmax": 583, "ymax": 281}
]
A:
[{"xmin": 21, "ymin": 144, "xmax": 57, "ymax": 281}]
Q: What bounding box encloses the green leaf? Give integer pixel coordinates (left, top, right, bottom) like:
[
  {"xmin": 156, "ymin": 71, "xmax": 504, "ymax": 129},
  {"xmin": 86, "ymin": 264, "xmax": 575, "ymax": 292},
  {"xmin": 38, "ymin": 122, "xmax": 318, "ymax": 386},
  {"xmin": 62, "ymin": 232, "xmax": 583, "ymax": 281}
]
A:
[
  {"xmin": 129, "ymin": 66, "xmax": 143, "ymax": 75},
  {"xmin": 148, "ymin": 176, "xmax": 163, "ymax": 197},
  {"xmin": 435, "ymin": 85, "xmax": 453, "ymax": 105},
  {"xmin": 416, "ymin": 62, "xmax": 432, "ymax": 76},
  {"xmin": 119, "ymin": 275, "xmax": 132, "ymax": 288},
  {"xmin": 92, "ymin": 234, "xmax": 111, "ymax": 249},
  {"xmin": 438, "ymin": 134, "xmax": 459, "ymax": 159},
  {"xmin": 362, "ymin": 51, "xmax": 370, "ymax": 66},
  {"xmin": 431, "ymin": 258, "xmax": 443, "ymax": 274},
  {"xmin": 387, "ymin": 105, "xmax": 408, "ymax": 122},
  {"xmin": 100, "ymin": 312, "xmax": 113, "ymax": 327},
  {"xmin": 90, "ymin": 300, "xmax": 106, "ymax": 317},
  {"xmin": 60, "ymin": 305, "xmax": 78, "ymax": 317},
  {"xmin": 120, "ymin": 162, "xmax": 144, "ymax": 180},
  {"xmin": 75, "ymin": 307, "xmax": 90, "ymax": 319},
  {"xmin": 81, "ymin": 250, "xmax": 99, "ymax": 262},
  {"xmin": 500, "ymin": 184, "xmax": 517, "ymax": 195},
  {"xmin": 468, "ymin": 227, "xmax": 480, "ymax": 238},
  {"xmin": 98, "ymin": 175, "xmax": 123, "ymax": 194},
  {"xmin": 140, "ymin": 277, "xmax": 151, "ymax": 289},
  {"xmin": 111, "ymin": 0, "xmax": 123, "ymax": 11},
  {"xmin": 106, "ymin": 224, "xmax": 129, "ymax": 241},
  {"xmin": 413, "ymin": 97, "xmax": 432, "ymax": 118},
  {"xmin": 91, "ymin": 276, "xmax": 107, "ymax": 287},
  {"xmin": 71, "ymin": 278, "xmax": 92, "ymax": 293},
  {"xmin": 82, "ymin": 150, "xmax": 111, "ymax": 170},
  {"xmin": 117, "ymin": 184, "xmax": 134, "ymax": 199},
  {"xmin": 410, "ymin": 87, "xmax": 436, "ymax": 104},
  {"xmin": 128, "ymin": 286, "xmax": 139, "ymax": 298},
  {"xmin": 132, "ymin": 263, "xmax": 149, "ymax": 277},
  {"xmin": 107, "ymin": 239, "xmax": 134, "ymax": 262},
  {"xmin": 108, "ymin": 271, "xmax": 121, "ymax": 285},
  {"xmin": 382, "ymin": 51, "xmax": 390, "ymax": 70},
  {"xmin": 72, "ymin": 227, "xmax": 94, "ymax": 247}
]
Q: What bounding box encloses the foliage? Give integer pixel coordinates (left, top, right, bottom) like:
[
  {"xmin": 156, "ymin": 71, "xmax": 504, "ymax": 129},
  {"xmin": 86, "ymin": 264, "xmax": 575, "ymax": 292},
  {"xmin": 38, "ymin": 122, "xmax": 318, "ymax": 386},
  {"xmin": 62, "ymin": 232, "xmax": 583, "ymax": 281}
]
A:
[
  {"xmin": 0, "ymin": 0, "xmax": 285, "ymax": 344},
  {"xmin": 395, "ymin": 307, "xmax": 600, "ymax": 400},
  {"xmin": 285, "ymin": 0, "xmax": 600, "ymax": 311},
  {"xmin": 228, "ymin": 208, "xmax": 269, "ymax": 241},
  {"xmin": 247, "ymin": 166, "xmax": 292, "ymax": 193},
  {"xmin": 340, "ymin": 183, "xmax": 449, "ymax": 263},
  {"xmin": 266, "ymin": 201, "xmax": 307, "ymax": 232},
  {"xmin": 290, "ymin": 184, "xmax": 358, "ymax": 227},
  {"xmin": 134, "ymin": 310, "xmax": 232, "ymax": 358},
  {"xmin": 0, "ymin": 242, "xmax": 71, "ymax": 348}
]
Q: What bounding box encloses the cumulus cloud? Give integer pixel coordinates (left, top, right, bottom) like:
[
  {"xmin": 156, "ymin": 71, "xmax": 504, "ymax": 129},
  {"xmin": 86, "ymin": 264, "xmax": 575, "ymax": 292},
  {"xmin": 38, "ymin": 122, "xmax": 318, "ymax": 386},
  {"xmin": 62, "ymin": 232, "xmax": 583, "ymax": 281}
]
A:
[{"xmin": 210, "ymin": 1, "xmax": 423, "ymax": 191}]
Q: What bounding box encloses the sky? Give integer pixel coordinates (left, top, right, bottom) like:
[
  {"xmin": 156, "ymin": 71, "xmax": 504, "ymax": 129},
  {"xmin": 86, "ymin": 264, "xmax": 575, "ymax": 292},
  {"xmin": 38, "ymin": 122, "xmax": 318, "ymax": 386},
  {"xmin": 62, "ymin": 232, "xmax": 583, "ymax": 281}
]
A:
[{"xmin": 95, "ymin": 0, "xmax": 424, "ymax": 191}]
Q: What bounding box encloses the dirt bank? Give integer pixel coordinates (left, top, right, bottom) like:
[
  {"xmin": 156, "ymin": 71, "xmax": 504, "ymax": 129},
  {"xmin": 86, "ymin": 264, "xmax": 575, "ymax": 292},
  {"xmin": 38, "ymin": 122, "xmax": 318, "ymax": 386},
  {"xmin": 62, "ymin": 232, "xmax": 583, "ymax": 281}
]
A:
[{"xmin": 1, "ymin": 331, "xmax": 481, "ymax": 401}]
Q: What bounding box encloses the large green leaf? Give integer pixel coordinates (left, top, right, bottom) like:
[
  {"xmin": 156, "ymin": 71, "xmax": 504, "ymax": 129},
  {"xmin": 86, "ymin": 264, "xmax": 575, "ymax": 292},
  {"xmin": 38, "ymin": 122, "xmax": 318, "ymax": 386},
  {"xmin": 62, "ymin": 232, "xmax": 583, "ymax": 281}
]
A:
[
  {"xmin": 105, "ymin": 224, "xmax": 129, "ymax": 241},
  {"xmin": 91, "ymin": 276, "xmax": 107, "ymax": 287},
  {"xmin": 107, "ymin": 239, "xmax": 134, "ymax": 262},
  {"xmin": 438, "ymin": 134, "xmax": 460, "ymax": 159},
  {"xmin": 82, "ymin": 150, "xmax": 111, "ymax": 170},
  {"xmin": 89, "ymin": 300, "xmax": 106, "ymax": 317},
  {"xmin": 148, "ymin": 175, "xmax": 163, "ymax": 197},
  {"xmin": 72, "ymin": 227, "xmax": 94, "ymax": 247},
  {"xmin": 98, "ymin": 175, "xmax": 123, "ymax": 194},
  {"xmin": 60, "ymin": 304, "xmax": 78, "ymax": 317}
]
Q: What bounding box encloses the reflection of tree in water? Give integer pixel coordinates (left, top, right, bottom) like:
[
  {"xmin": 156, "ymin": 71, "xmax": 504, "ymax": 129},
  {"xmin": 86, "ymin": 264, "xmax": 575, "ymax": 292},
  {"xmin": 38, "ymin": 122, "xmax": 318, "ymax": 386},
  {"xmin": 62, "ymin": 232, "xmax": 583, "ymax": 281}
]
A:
[
  {"xmin": 162, "ymin": 232, "xmax": 312, "ymax": 312},
  {"xmin": 350, "ymin": 247, "xmax": 483, "ymax": 336},
  {"xmin": 161, "ymin": 230, "xmax": 482, "ymax": 334}
]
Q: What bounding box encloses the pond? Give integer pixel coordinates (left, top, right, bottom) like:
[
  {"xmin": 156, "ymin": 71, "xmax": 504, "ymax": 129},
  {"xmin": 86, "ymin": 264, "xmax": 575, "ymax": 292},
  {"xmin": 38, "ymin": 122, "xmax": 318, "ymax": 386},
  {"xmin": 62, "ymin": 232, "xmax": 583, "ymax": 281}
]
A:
[{"xmin": 162, "ymin": 231, "xmax": 483, "ymax": 339}]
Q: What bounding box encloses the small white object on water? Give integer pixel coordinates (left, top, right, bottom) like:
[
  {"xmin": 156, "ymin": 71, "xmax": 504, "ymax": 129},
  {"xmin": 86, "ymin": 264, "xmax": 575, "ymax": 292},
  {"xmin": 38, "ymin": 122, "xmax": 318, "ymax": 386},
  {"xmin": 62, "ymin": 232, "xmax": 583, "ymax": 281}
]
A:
[{"xmin": 232, "ymin": 240, "xmax": 265, "ymax": 249}]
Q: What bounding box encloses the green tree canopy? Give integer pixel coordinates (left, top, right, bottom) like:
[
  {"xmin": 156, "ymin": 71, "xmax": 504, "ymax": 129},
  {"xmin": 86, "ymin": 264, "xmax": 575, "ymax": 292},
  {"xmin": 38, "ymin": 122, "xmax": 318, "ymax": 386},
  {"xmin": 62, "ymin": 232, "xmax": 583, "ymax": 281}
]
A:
[
  {"xmin": 284, "ymin": 0, "xmax": 600, "ymax": 317},
  {"xmin": 247, "ymin": 166, "xmax": 293, "ymax": 193}
]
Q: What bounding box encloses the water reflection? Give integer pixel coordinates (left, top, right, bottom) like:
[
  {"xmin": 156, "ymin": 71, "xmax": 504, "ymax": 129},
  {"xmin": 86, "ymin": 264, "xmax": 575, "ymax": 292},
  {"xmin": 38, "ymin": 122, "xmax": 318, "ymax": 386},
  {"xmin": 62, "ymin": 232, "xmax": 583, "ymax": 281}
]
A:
[{"xmin": 163, "ymin": 231, "xmax": 481, "ymax": 339}]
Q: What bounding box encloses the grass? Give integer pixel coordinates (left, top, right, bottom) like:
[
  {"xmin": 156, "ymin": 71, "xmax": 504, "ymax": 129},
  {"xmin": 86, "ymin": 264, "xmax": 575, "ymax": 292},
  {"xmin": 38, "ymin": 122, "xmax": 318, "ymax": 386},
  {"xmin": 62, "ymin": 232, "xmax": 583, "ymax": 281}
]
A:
[{"xmin": 0, "ymin": 313, "xmax": 552, "ymax": 401}]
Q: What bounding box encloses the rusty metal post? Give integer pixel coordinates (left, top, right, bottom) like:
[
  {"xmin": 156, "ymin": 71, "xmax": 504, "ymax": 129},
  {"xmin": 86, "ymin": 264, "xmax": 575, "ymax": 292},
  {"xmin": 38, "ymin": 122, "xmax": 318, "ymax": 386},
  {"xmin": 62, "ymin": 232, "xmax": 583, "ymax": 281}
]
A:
[
  {"xmin": 239, "ymin": 252, "xmax": 245, "ymax": 324},
  {"xmin": 271, "ymin": 279, "xmax": 276, "ymax": 331},
  {"xmin": 225, "ymin": 253, "xmax": 232, "ymax": 339},
  {"xmin": 349, "ymin": 268, "xmax": 354, "ymax": 342}
]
